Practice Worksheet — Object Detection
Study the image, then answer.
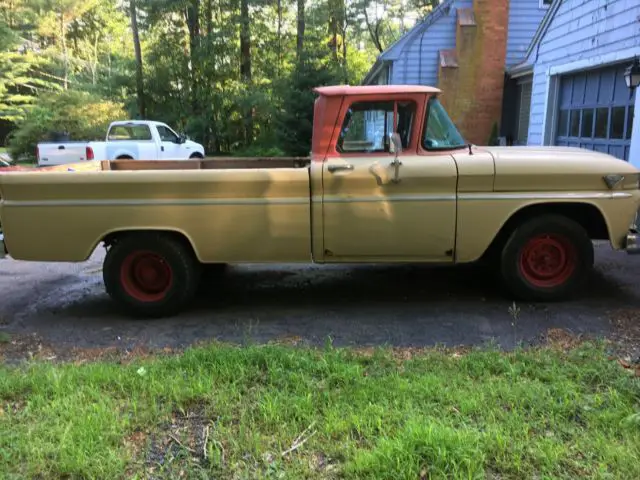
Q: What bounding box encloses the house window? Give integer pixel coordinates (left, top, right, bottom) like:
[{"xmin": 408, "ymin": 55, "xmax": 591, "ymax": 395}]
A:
[
  {"xmin": 336, "ymin": 100, "xmax": 417, "ymax": 153},
  {"xmin": 539, "ymin": 0, "xmax": 552, "ymax": 7}
]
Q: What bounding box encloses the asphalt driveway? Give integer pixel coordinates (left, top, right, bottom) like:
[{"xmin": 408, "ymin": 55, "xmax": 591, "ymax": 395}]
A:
[{"xmin": 1, "ymin": 243, "xmax": 639, "ymax": 355}]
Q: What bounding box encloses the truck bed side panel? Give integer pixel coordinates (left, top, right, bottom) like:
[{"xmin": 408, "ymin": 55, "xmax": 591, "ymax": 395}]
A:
[{"xmin": 0, "ymin": 168, "xmax": 311, "ymax": 263}]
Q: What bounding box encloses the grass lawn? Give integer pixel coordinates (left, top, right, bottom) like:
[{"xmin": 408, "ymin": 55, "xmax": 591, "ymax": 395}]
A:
[{"xmin": 0, "ymin": 341, "xmax": 639, "ymax": 479}]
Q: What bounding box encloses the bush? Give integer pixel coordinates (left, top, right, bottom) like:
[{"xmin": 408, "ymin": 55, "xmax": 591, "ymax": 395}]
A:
[{"xmin": 7, "ymin": 90, "xmax": 127, "ymax": 162}]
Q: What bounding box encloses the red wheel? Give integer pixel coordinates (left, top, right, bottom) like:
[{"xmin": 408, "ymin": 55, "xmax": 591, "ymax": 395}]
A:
[
  {"xmin": 120, "ymin": 251, "xmax": 174, "ymax": 302},
  {"xmin": 103, "ymin": 233, "xmax": 200, "ymax": 318},
  {"xmin": 500, "ymin": 215, "xmax": 593, "ymax": 301},
  {"xmin": 518, "ymin": 234, "xmax": 577, "ymax": 288}
]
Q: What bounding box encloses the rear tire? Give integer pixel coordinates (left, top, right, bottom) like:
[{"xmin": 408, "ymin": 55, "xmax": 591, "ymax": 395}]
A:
[
  {"xmin": 103, "ymin": 233, "xmax": 201, "ymax": 318},
  {"xmin": 499, "ymin": 214, "xmax": 594, "ymax": 301}
]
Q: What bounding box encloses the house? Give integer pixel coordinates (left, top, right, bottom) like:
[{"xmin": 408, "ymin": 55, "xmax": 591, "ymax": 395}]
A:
[
  {"xmin": 509, "ymin": 0, "xmax": 640, "ymax": 165},
  {"xmin": 363, "ymin": 0, "xmax": 551, "ymax": 146}
]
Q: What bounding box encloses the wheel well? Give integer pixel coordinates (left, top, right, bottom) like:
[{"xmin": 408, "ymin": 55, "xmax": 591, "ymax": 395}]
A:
[
  {"xmin": 481, "ymin": 202, "xmax": 609, "ymax": 261},
  {"xmin": 189, "ymin": 152, "xmax": 204, "ymax": 159},
  {"xmin": 102, "ymin": 230, "xmax": 198, "ymax": 259},
  {"xmin": 116, "ymin": 155, "xmax": 133, "ymax": 160}
]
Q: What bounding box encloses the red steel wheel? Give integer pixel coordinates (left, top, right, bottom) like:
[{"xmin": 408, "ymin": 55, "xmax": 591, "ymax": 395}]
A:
[
  {"xmin": 499, "ymin": 214, "xmax": 594, "ymax": 301},
  {"xmin": 119, "ymin": 250, "xmax": 174, "ymax": 302},
  {"xmin": 518, "ymin": 234, "xmax": 577, "ymax": 288}
]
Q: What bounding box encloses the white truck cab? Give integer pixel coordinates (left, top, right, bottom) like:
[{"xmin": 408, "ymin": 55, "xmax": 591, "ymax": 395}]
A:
[{"xmin": 37, "ymin": 120, "xmax": 205, "ymax": 166}]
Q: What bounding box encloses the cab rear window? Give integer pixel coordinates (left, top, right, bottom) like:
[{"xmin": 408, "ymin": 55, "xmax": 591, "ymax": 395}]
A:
[{"xmin": 108, "ymin": 125, "xmax": 152, "ymax": 141}]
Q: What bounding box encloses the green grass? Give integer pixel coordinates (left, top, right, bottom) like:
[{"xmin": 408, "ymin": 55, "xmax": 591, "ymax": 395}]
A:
[{"xmin": 0, "ymin": 342, "xmax": 639, "ymax": 479}]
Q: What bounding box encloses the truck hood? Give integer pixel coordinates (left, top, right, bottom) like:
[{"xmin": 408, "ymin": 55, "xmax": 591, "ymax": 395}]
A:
[{"xmin": 478, "ymin": 146, "xmax": 639, "ymax": 192}]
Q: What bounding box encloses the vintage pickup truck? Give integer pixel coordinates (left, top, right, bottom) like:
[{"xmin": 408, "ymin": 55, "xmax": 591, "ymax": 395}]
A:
[{"xmin": 1, "ymin": 85, "xmax": 640, "ymax": 317}]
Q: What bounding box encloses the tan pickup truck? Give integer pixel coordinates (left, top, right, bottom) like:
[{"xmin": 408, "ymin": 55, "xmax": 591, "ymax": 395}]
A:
[{"xmin": 1, "ymin": 85, "xmax": 640, "ymax": 317}]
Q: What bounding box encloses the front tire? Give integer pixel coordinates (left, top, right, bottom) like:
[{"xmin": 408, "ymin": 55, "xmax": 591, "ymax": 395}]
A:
[
  {"xmin": 499, "ymin": 214, "xmax": 594, "ymax": 301},
  {"xmin": 103, "ymin": 233, "xmax": 201, "ymax": 318}
]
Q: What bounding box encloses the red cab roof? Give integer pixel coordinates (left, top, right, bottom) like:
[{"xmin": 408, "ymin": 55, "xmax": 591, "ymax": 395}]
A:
[{"xmin": 313, "ymin": 85, "xmax": 441, "ymax": 96}]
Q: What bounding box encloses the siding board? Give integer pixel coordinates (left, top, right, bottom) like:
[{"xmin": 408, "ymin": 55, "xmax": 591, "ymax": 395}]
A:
[{"xmin": 506, "ymin": 0, "xmax": 549, "ymax": 67}]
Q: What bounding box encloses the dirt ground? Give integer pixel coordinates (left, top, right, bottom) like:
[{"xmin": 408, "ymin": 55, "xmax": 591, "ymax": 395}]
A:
[{"xmin": 1, "ymin": 242, "xmax": 640, "ymax": 363}]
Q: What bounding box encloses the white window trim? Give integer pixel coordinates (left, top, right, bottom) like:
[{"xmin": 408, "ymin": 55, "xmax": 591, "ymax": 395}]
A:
[{"xmin": 540, "ymin": 46, "xmax": 640, "ymax": 148}]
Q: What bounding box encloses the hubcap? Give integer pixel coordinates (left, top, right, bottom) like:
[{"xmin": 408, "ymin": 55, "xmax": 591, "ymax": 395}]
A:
[
  {"xmin": 519, "ymin": 234, "xmax": 576, "ymax": 288},
  {"xmin": 120, "ymin": 251, "xmax": 173, "ymax": 302}
]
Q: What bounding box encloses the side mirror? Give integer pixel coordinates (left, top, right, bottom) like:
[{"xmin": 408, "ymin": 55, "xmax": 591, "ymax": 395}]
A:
[
  {"xmin": 177, "ymin": 134, "xmax": 186, "ymax": 144},
  {"xmin": 389, "ymin": 133, "xmax": 402, "ymax": 155}
]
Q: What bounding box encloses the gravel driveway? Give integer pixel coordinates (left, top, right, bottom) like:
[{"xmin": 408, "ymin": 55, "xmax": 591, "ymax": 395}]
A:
[{"xmin": 1, "ymin": 243, "xmax": 639, "ymax": 356}]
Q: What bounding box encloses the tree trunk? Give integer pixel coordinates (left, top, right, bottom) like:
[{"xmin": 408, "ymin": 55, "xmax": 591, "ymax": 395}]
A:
[
  {"xmin": 277, "ymin": 0, "xmax": 282, "ymax": 76},
  {"xmin": 240, "ymin": 0, "xmax": 251, "ymax": 83},
  {"xmin": 296, "ymin": 0, "xmax": 305, "ymax": 60},
  {"xmin": 130, "ymin": 0, "xmax": 145, "ymax": 118},
  {"xmin": 91, "ymin": 32, "xmax": 100, "ymax": 85},
  {"xmin": 185, "ymin": 0, "xmax": 201, "ymax": 114},
  {"xmin": 59, "ymin": 11, "xmax": 68, "ymax": 90},
  {"xmin": 240, "ymin": 0, "xmax": 252, "ymax": 142},
  {"xmin": 205, "ymin": 0, "xmax": 213, "ymax": 37}
]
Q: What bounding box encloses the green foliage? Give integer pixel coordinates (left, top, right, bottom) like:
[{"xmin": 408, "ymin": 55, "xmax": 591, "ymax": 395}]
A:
[
  {"xmin": 1, "ymin": 342, "xmax": 640, "ymax": 478},
  {"xmin": 7, "ymin": 90, "xmax": 126, "ymax": 160},
  {"xmin": 275, "ymin": 46, "xmax": 344, "ymax": 156},
  {"xmin": 0, "ymin": 0, "xmax": 435, "ymax": 155}
]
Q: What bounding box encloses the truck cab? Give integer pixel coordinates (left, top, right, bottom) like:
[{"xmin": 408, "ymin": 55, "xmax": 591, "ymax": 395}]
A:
[{"xmin": 89, "ymin": 121, "xmax": 204, "ymax": 161}]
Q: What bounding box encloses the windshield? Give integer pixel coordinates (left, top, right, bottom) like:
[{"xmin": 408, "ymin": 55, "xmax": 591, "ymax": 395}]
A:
[{"xmin": 422, "ymin": 97, "xmax": 466, "ymax": 150}]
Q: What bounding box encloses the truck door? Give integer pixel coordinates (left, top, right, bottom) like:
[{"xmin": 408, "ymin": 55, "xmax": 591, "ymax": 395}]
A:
[
  {"xmin": 156, "ymin": 125, "xmax": 183, "ymax": 160},
  {"xmin": 321, "ymin": 96, "xmax": 458, "ymax": 262}
]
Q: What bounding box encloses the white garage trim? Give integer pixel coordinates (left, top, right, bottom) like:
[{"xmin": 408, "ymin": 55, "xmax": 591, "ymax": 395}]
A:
[{"xmin": 548, "ymin": 47, "xmax": 640, "ymax": 76}]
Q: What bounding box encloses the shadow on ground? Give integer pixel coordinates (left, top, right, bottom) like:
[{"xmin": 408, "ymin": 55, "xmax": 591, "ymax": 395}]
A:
[{"xmin": 2, "ymin": 245, "xmax": 637, "ymax": 353}]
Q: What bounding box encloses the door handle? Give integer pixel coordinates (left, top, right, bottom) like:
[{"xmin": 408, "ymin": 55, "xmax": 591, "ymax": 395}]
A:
[
  {"xmin": 328, "ymin": 164, "xmax": 354, "ymax": 173},
  {"xmin": 58, "ymin": 145, "xmax": 65, "ymax": 150},
  {"xmin": 161, "ymin": 146, "xmax": 165, "ymax": 152}
]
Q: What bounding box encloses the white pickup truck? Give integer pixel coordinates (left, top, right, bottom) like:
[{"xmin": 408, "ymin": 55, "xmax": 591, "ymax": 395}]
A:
[{"xmin": 36, "ymin": 120, "xmax": 205, "ymax": 166}]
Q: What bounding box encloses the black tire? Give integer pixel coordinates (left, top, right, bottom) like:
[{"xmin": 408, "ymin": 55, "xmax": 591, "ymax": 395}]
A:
[
  {"xmin": 499, "ymin": 214, "xmax": 594, "ymax": 301},
  {"xmin": 103, "ymin": 232, "xmax": 201, "ymax": 318},
  {"xmin": 189, "ymin": 153, "xmax": 204, "ymax": 159}
]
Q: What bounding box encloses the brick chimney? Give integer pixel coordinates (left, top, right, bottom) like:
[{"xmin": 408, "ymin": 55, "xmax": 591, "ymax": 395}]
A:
[{"xmin": 437, "ymin": 0, "xmax": 509, "ymax": 145}]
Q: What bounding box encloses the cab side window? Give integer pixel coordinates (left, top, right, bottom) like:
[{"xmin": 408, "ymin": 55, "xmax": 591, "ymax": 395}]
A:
[
  {"xmin": 336, "ymin": 100, "xmax": 416, "ymax": 153},
  {"xmin": 157, "ymin": 126, "xmax": 179, "ymax": 143}
]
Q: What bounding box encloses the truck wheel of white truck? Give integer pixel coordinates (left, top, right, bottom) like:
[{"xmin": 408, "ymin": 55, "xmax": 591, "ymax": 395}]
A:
[
  {"xmin": 103, "ymin": 232, "xmax": 201, "ymax": 318},
  {"xmin": 499, "ymin": 214, "xmax": 594, "ymax": 301}
]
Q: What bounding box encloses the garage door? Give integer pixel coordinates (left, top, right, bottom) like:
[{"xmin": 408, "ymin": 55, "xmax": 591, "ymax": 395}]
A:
[{"xmin": 555, "ymin": 63, "xmax": 634, "ymax": 161}]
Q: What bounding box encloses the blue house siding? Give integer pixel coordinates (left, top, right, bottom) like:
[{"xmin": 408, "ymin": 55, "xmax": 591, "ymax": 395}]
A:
[
  {"xmin": 364, "ymin": 0, "xmax": 549, "ymax": 88},
  {"xmin": 506, "ymin": 0, "xmax": 549, "ymax": 68},
  {"xmin": 390, "ymin": 3, "xmax": 468, "ymax": 85},
  {"xmin": 526, "ymin": 0, "xmax": 640, "ymax": 148}
]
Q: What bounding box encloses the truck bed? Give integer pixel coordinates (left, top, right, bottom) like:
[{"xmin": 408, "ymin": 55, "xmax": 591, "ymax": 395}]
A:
[{"xmin": 0, "ymin": 157, "xmax": 313, "ymax": 264}]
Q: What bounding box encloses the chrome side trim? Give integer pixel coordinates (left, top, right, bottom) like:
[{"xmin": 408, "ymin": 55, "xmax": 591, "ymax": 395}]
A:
[
  {"xmin": 323, "ymin": 194, "xmax": 455, "ymax": 203},
  {"xmin": 458, "ymin": 192, "xmax": 633, "ymax": 201},
  {"xmin": 2, "ymin": 197, "xmax": 310, "ymax": 207},
  {"xmin": 2, "ymin": 191, "xmax": 632, "ymax": 208}
]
